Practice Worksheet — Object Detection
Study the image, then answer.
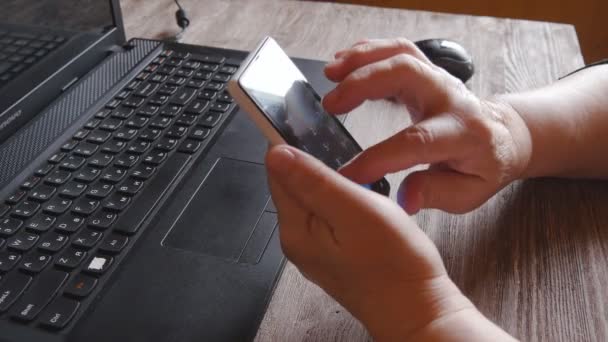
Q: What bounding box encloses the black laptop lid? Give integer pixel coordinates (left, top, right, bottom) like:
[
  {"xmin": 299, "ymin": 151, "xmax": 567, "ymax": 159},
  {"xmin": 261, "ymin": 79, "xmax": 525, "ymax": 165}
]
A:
[{"xmin": 0, "ymin": 0, "xmax": 125, "ymax": 144}]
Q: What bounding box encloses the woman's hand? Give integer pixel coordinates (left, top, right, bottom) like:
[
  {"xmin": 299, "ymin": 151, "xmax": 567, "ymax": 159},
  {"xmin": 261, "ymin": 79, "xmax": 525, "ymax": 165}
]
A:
[
  {"xmin": 266, "ymin": 144, "xmax": 501, "ymax": 341},
  {"xmin": 322, "ymin": 38, "xmax": 533, "ymax": 214}
]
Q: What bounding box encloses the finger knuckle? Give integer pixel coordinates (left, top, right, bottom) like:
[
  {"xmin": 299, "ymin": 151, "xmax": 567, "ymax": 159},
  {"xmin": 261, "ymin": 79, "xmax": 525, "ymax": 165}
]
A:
[
  {"xmin": 401, "ymin": 124, "xmax": 435, "ymax": 158},
  {"xmin": 393, "ymin": 37, "xmax": 416, "ymax": 52}
]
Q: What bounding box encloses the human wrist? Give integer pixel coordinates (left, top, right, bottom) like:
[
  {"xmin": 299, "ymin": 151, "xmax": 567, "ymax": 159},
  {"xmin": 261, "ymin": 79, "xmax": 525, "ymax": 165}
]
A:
[
  {"xmin": 482, "ymin": 97, "xmax": 533, "ymax": 181},
  {"xmin": 361, "ymin": 275, "xmax": 476, "ymax": 342},
  {"xmin": 406, "ymin": 305, "xmax": 517, "ymax": 342}
]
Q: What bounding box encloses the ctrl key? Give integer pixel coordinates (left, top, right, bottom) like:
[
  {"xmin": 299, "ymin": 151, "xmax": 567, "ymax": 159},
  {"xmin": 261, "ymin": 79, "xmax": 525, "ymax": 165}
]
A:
[{"xmin": 39, "ymin": 297, "xmax": 80, "ymax": 330}]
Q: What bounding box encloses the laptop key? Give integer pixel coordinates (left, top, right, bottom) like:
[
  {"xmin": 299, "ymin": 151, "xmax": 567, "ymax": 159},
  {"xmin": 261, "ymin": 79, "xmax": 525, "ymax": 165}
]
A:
[
  {"xmin": 72, "ymin": 229, "xmax": 103, "ymax": 249},
  {"xmin": 0, "ymin": 217, "xmax": 23, "ymax": 237},
  {"xmin": 160, "ymin": 104, "xmax": 182, "ymax": 117},
  {"xmin": 130, "ymin": 164, "xmax": 155, "ymax": 180},
  {"xmin": 167, "ymin": 76, "xmax": 186, "ymax": 86},
  {"xmin": 94, "ymin": 108, "xmax": 112, "ymax": 119},
  {"xmin": 100, "ymin": 167, "xmax": 127, "ymax": 184},
  {"xmin": 6, "ymin": 231, "xmax": 39, "ymax": 252},
  {"xmin": 188, "ymin": 127, "xmax": 210, "ymax": 141},
  {"xmin": 198, "ymin": 112, "xmax": 222, "ymax": 128},
  {"xmin": 193, "ymin": 70, "xmax": 212, "ymax": 80},
  {"xmin": 178, "ymin": 140, "xmax": 202, "ymax": 154},
  {"xmin": 11, "ymin": 201, "xmax": 40, "ymax": 219},
  {"xmin": 157, "ymin": 84, "xmax": 178, "ymax": 95},
  {"xmin": 73, "ymin": 129, "xmax": 90, "ymax": 141},
  {"xmin": 117, "ymin": 178, "xmax": 144, "ymax": 196},
  {"xmin": 61, "ymin": 140, "xmax": 79, "ymax": 152},
  {"xmin": 73, "ymin": 167, "xmax": 101, "ymax": 183},
  {"xmin": 185, "ymin": 99, "xmax": 209, "ymax": 115},
  {"xmin": 101, "ymin": 139, "xmax": 127, "ymax": 154},
  {"xmin": 58, "ymin": 182, "xmax": 87, "ymax": 199},
  {"xmin": 149, "ymin": 74, "xmax": 167, "ymax": 83},
  {"xmin": 111, "ymin": 107, "xmax": 134, "ymax": 120},
  {"xmin": 114, "ymin": 153, "xmax": 139, "ymax": 169},
  {"xmin": 20, "ymin": 176, "xmax": 41, "ymax": 190},
  {"xmin": 125, "ymin": 116, "xmax": 149, "ymax": 129},
  {"xmin": 88, "ymin": 153, "xmax": 114, "ymax": 168},
  {"xmin": 84, "ymin": 255, "xmax": 113, "ymax": 276},
  {"xmin": 143, "ymin": 150, "xmax": 167, "ymax": 166},
  {"xmin": 137, "ymin": 104, "xmax": 160, "ymax": 116},
  {"xmin": 85, "ymin": 182, "xmax": 113, "ymax": 199},
  {"xmin": 175, "ymin": 68, "xmax": 193, "ymax": 78},
  {"xmin": 210, "ymin": 102, "xmax": 231, "ymax": 112},
  {"xmin": 165, "ymin": 125, "xmax": 188, "ymax": 138},
  {"xmin": 55, "ymin": 248, "xmax": 87, "ymax": 269},
  {"xmin": 86, "ymin": 130, "xmax": 112, "ymax": 144},
  {"xmin": 125, "ymin": 80, "xmax": 141, "ymax": 91},
  {"xmin": 99, "ymin": 235, "xmax": 128, "ymax": 255},
  {"xmin": 114, "ymin": 127, "xmax": 138, "ymax": 141},
  {"xmin": 45, "ymin": 170, "xmax": 71, "ymax": 186},
  {"xmin": 139, "ymin": 128, "xmax": 162, "ymax": 141},
  {"xmin": 54, "ymin": 214, "xmax": 84, "ymax": 234},
  {"xmin": 0, "ymin": 251, "xmax": 21, "ymax": 273},
  {"xmin": 37, "ymin": 233, "xmax": 68, "ymax": 253},
  {"xmin": 149, "ymin": 116, "xmax": 172, "ymax": 129},
  {"xmin": 88, "ymin": 211, "xmax": 117, "ymax": 231},
  {"xmin": 18, "ymin": 252, "xmax": 52, "ymax": 274},
  {"xmin": 42, "ymin": 198, "xmax": 72, "ymax": 216},
  {"xmin": 99, "ymin": 118, "xmax": 123, "ymax": 132},
  {"xmin": 102, "ymin": 194, "xmax": 130, "ymax": 212},
  {"xmin": 64, "ymin": 274, "xmax": 97, "ymax": 298},
  {"xmin": 9, "ymin": 270, "xmax": 67, "ymax": 321},
  {"xmin": 48, "ymin": 152, "xmax": 66, "ymax": 164},
  {"xmin": 134, "ymin": 82, "xmax": 158, "ymax": 98},
  {"xmin": 126, "ymin": 140, "xmax": 150, "ymax": 154},
  {"xmin": 6, "ymin": 190, "xmax": 26, "ymax": 204},
  {"xmin": 59, "ymin": 155, "xmax": 86, "ymax": 171},
  {"xmin": 176, "ymin": 114, "xmax": 197, "ymax": 127},
  {"xmin": 0, "ymin": 273, "xmax": 32, "ymax": 312},
  {"xmin": 149, "ymin": 94, "xmax": 170, "ymax": 106},
  {"xmin": 39, "ymin": 297, "xmax": 80, "ymax": 330},
  {"xmin": 114, "ymin": 152, "xmax": 189, "ymax": 235},
  {"xmin": 84, "ymin": 118, "xmax": 101, "ymax": 130},
  {"xmin": 34, "ymin": 164, "xmax": 54, "ymax": 177},
  {"xmin": 73, "ymin": 142, "xmax": 98, "ymax": 157},
  {"xmin": 26, "ymin": 214, "xmax": 55, "ymax": 233},
  {"xmin": 186, "ymin": 79, "xmax": 205, "ymax": 89},
  {"xmin": 71, "ymin": 198, "xmax": 99, "ymax": 216}
]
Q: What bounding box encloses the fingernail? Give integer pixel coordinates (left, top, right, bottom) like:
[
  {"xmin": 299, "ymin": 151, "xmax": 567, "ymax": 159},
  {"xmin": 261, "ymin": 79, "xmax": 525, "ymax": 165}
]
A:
[{"xmin": 267, "ymin": 146, "xmax": 296, "ymax": 176}]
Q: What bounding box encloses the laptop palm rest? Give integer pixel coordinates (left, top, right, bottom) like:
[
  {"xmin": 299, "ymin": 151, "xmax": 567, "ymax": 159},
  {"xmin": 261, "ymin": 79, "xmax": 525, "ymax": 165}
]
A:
[{"xmin": 162, "ymin": 157, "xmax": 275, "ymax": 264}]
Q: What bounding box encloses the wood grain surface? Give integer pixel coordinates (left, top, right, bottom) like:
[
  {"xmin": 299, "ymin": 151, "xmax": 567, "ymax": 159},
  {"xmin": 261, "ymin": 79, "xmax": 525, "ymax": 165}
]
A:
[{"xmin": 119, "ymin": 1, "xmax": 600, "ymax": 341}]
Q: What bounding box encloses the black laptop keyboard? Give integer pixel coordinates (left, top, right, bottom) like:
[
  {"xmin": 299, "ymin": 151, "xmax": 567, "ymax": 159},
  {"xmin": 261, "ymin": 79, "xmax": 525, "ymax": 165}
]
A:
[
  {"xmin": 0, "ymin": 29, "xmax": 66, "ymax": 87},
  {"xmin": 0, "ymin": 48, "xmax": 239, "ymax": 330}
]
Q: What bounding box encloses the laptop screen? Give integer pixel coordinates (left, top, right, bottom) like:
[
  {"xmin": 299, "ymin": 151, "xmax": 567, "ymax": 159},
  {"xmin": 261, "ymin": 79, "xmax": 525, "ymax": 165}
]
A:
[
  {"xmin": 0, "ymin": 0, "xmax": 123, "ymax": 144},
  {"xmin": 1, "ymin": 0, "xmax": 115, "ymax": 34}
]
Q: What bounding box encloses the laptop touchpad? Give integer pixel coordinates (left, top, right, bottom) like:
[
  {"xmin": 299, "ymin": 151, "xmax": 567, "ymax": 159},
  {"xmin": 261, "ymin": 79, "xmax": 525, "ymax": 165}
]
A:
[{"xmin": 163, "ymin": 158, "xmax": 274, "ymax": 263}]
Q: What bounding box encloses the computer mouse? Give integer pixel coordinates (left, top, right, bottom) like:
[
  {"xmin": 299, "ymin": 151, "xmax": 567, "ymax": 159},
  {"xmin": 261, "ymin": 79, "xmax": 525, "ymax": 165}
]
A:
[{"xmin": 414, "ymin": 39, "xmax": 474, "ymax": 83}]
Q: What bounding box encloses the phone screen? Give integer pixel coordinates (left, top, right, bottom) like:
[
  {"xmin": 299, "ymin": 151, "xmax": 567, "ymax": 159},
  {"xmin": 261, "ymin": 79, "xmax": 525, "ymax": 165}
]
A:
[
  {"xmin": 238, "ymin": 38, "xmax": 389, "ymax": 195},
  {"xmin": 240, "ymin": 40, "xmax": 362, "ymax": 170}
]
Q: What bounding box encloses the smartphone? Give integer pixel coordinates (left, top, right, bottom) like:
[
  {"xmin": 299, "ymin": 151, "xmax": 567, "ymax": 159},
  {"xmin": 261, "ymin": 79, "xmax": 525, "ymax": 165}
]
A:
[{"xmin": 228, "ymin": 37, "xmax": 390, "ymax": 196}]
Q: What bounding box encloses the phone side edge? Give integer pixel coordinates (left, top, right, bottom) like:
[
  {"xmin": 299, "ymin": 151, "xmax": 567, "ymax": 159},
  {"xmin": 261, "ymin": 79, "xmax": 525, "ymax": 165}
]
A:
[{"xmin": 227, "ymin": 80, "xmax": 286, "ymax": 146}]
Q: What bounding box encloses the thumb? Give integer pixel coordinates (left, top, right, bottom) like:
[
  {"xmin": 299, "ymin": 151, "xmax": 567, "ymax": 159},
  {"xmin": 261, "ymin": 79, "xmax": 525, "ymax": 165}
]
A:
[
  {"xmin": 400, "ymin": 170, "xmax": 491, "ymax": 214},
  {"xmin": 265, "ymin": 144, "xmax": 381, "ymax": 227}
]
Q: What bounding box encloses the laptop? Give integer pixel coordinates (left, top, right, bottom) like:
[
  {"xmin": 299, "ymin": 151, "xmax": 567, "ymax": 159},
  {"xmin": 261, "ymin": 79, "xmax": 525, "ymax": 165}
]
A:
[{"xmin": 0, "ymin": 1, "xmax": 333, "ymax": 340}]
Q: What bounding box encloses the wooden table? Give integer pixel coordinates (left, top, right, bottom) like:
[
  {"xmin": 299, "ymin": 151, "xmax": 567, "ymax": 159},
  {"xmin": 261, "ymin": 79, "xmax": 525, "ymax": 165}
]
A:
[{"xmin": 121, "ymin": 1, "xmax": 607, "ymax": 340}]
